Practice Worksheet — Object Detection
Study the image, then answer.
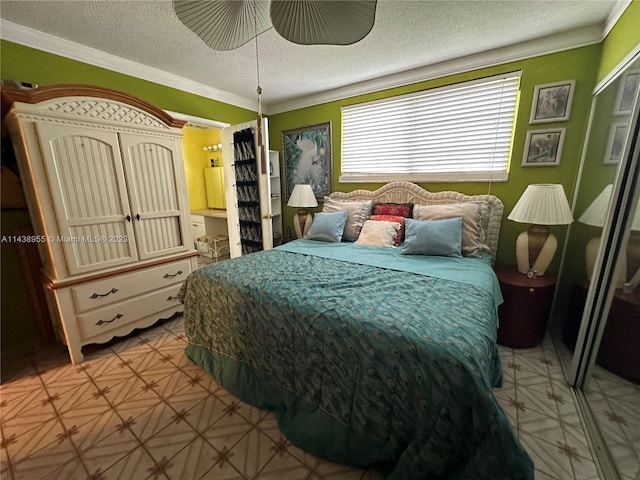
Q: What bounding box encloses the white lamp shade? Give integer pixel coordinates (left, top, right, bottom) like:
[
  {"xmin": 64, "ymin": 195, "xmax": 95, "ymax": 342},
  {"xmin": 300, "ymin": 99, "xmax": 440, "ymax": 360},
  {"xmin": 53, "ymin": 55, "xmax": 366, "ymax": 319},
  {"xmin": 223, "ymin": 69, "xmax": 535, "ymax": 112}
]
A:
[
  {"xmin": 579, "ymin": 184, "xmax": 640, "ymax": 230},
  {"xmin": 287, "ymin": 184, "xmax": 318, "ymax": 208},
  {"xmin": 508, "ymin": 184, "xmax": 573, "ymax": 225}
]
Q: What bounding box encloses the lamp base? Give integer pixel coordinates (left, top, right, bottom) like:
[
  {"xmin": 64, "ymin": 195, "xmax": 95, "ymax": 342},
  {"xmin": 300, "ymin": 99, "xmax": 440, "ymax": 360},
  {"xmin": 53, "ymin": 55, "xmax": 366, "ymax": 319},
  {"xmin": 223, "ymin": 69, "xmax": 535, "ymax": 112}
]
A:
[
  {"xmin": 293, "ymin": 210, "xmax": 313, "ymax": 239},
  {"xmin": 515, "ymin": 225, "xmax": 557, "ymax": 276}
]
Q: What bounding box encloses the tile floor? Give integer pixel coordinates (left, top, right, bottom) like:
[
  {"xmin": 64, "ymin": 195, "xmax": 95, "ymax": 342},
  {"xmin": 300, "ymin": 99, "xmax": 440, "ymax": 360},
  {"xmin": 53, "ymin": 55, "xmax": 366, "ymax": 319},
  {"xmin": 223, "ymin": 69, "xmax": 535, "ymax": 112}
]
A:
[
  {"xmin": 1, "ymin": 317, "xmax": 601, "ymax": 480},
  {"xmin": 554, "ymin": 335, "xmax": 640, "ymax": 480},
  {"xmin": 585, "ymin": 366, "xmax": 640, "ymax": 480}
]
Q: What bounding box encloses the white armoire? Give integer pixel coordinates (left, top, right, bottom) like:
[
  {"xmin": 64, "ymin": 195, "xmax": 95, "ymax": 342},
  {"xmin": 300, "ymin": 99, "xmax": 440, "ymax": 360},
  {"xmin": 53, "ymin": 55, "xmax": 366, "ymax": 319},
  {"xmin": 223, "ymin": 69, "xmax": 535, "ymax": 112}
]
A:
[{"xmin": 2, "ymin": 85, "xmax": 198, "ymax": 364}]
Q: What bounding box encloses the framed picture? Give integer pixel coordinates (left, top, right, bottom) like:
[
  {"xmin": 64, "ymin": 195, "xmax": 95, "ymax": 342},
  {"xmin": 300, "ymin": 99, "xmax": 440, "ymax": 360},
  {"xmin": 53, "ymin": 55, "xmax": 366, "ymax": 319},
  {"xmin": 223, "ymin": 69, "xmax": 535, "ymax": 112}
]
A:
[
  {"xmin": 281, "ymin": 122, "xmax": 332, "ymax": 201},
  {"xmin": 522, "ymin": 128, "xmax": 565, "ymax": 166},
  {"xmin": 613, "ymin": 70, "xmax": 640, "ymax": 115},
  {"xmin": 604, "ymin": 122, "xmax": 628, "ymax": 164},
  {"xmin": 529, "ymin": 80, "xmax": 575, "ymax": 123}
]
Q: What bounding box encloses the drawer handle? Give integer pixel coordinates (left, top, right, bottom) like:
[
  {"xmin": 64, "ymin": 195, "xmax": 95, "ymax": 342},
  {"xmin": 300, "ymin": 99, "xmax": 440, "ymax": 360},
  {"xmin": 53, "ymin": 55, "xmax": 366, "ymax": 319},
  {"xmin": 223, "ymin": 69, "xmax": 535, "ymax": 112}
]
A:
[
  {"xmin": 166, "ymin": 295, "xmax": 179, "ymax": 301},
  {"xmin": 529, "ymin": 288, "xmax": 535, "ymax": 293},
  {"xmin": 96, "ymin": 313, "xmax": 123, "ymax": 326},
  {"xmin": 90, "ymin": 288, "xmax": 118, "ymax": 299},
  {"xmin": 163, "ymin": 270, "xmax": 183, "ymax": 279}
]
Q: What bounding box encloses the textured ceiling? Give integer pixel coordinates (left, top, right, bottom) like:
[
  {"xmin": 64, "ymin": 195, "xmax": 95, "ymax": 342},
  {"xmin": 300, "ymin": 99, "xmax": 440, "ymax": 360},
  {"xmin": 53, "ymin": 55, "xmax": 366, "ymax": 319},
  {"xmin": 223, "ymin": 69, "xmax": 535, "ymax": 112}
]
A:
[{"xmin": 0, "ymin": 0, "xmax": 625, "ymax": 113}]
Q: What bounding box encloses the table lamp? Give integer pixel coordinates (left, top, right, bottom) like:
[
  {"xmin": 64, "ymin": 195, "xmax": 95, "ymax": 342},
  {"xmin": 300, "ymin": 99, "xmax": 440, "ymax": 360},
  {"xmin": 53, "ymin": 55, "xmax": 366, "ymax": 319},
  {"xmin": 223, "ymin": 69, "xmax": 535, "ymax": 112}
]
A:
[
  {"xmin": 508, "ymin": 184, "xmax": 573, "ymax": 277},
  {"xmin": 579, "ymin": 184, "xmax": 640, "ymax": 292},
  {"xmin": 287, "ymin": 184, "xmax": 318, "ymax": 238}
]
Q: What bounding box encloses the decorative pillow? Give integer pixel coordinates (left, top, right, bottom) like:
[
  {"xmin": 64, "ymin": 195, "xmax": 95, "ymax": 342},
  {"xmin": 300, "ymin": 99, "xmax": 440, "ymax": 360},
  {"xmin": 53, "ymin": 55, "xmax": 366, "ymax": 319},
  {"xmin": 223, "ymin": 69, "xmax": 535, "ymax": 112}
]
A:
[
  {"xmin": 355, "ymin": 220, "xmax": 401, "ymax": 248},
  {"xmin": 304, "ymin": 210, "xmax": 349, "ymax": 243},
  {"xmin": 401, "ymin": 217, "xmax": 463, "ymax": 257},
  {"xmin": 371, "ymin": 202, "xmax": 413, "ymax": 218},
  {"xmin": 412, "ymin": 203, "xmax": 488, "ymax": 257},
  {"xmin": 370, "ymin": 214, "xmax": 406, "ymax": 245},
  {"xmin": 322, "ymin": 197, "xmax": 373, "ymax": 242}
]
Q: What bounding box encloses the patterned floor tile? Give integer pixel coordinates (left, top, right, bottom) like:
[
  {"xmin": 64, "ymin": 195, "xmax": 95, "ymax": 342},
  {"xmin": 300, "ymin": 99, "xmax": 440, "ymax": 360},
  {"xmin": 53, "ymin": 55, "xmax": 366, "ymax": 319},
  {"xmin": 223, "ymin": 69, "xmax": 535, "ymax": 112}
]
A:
[
  {"xmin": 519, "ymin": 432, "xmax": 574, "ymax": 480},
  {"xmin": 163, "ymin": 436, "xmax": 219, "ymax": 480},
  {"xmin": 256, "ymin": 448, "xmax": 312, "ymax": 479},
  {"xmin": 143, "ymin": 408, "xmax": 200, "ymax": 461},
  {"xmin": 47, "ymin": 381, "xmax": 112, "ymax": 417},
  {"xmin": 100, "ymin": 445, "xmax": 157, "ymax": 480},
  {"xmin": 79, "ymin": 422, "xmax": 141, "ymax": 476},
  {"xmin": 2, "ymin": 317, "xmax": 623, "ymax": 480},
  {"xmin": 225, "ymin": 427, "xmax": 276, "ymax": 478},
  {"xmin": 94, "ymin": 374, "xmax": 149, "ymax": 408},
  {"xmin": 40, "ymin": 457, "xmax": 88, "ymax": 480},
  {"xmin": 2, "ymin": 417, "xmax": 68, "ymax": 466},
  {"xmin": 516, "ymin": 386, "xmax": 560, "ymax": 419},
  {"xmin": 122, "ymin": 400, "xmax": 178, "ymax": 444},
  {"xmin": 179, "ymin": 393, "xmax": 228, "ymax": 433},
  {"xmin": 65, "ymin": 408, "xmax": 125, "ymax": 453},
  {"xmin": 11, "ymin": 437, "xmax": 77, "ymax": 480},
  {"xmin": 199, "ymin": 452, "xmax": 246, "ymax": 480}
]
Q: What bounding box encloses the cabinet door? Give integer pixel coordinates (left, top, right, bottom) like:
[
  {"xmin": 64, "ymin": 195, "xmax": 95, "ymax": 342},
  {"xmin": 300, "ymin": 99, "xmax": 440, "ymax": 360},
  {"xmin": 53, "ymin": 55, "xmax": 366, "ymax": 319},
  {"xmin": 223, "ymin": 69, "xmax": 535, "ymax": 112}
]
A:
[
  {"xmin": 36, "ymin": 123, "xmax": 138, "ymax": 274},
  {"xmin": 119, "ymin": 133, "xmax": 189, "ymax": 260}
]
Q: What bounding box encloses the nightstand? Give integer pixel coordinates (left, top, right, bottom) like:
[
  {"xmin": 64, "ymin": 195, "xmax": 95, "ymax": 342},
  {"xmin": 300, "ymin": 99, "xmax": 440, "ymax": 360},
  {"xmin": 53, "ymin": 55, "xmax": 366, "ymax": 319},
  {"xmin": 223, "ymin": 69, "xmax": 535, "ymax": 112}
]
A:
[{"xmin": 495, "ymin": 266, "xmax": 556, "ymax": 348}]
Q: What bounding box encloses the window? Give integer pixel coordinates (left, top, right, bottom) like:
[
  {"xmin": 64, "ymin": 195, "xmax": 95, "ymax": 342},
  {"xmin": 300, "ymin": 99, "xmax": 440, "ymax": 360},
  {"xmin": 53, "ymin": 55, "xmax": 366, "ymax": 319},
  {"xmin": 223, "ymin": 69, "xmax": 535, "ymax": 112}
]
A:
[{"xmin": 341, "ymin": 72, "xmax": 521, "ymax": 182}]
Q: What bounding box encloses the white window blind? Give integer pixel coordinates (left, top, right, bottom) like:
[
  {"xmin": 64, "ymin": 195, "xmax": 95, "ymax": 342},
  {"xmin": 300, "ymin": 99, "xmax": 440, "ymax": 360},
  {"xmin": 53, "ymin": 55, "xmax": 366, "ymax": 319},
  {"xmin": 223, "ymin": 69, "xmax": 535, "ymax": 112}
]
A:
[{"xmin": 341, "ymin": 72, "xmax": 521, "ymax": 182}]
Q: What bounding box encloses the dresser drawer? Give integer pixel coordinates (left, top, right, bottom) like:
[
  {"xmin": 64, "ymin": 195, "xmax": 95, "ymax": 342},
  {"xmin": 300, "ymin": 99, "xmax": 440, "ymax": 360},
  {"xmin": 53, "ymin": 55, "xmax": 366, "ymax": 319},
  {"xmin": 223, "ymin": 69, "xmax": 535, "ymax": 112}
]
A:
[
  {"xmin": 71, "ymin": 259, "xmax": 190, "ymax": 313},
  {"xmin": 77, "ymin": 284, "xmax": 182, "ymax": 340}
]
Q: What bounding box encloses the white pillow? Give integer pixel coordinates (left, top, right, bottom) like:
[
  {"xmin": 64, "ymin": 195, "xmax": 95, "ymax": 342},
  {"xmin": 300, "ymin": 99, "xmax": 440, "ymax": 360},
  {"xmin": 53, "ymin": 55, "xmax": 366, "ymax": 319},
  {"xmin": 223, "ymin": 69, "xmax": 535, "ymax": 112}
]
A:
[
  {"xmin": 322, "ymin": 197, "xmax": 373, "ymax": 242},
  {"xmin": 355, "ymin": 220, "xmax": 401, "ymax": 247}
]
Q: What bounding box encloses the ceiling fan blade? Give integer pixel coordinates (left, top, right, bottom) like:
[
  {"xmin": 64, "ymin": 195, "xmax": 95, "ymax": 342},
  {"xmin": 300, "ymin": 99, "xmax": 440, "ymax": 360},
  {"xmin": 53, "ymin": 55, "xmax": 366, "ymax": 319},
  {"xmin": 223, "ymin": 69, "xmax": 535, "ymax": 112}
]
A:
[
  {"xmin": 173, "ymin": 0, "xmax": 271, "ymax": 51},
  {"xmin": 270, "ymin": 0, "xmax": 377, "ymax": 46}
]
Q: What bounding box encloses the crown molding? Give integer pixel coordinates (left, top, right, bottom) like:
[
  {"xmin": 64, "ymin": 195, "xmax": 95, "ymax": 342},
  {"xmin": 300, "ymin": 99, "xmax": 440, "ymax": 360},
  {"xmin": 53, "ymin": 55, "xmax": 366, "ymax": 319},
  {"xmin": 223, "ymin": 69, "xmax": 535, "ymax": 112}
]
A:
[
  {"xmin": 268, "ymin": 24, "xmax": 604, "ymax": 114},
  {"xmin": 0, "ymin": 20, "xmax": 258, "ymax": 113},
  {"xmin": 1, "ymin": 16, "xmax": 615, "ymax": 117},
  {"xmin": 165, "ymin": 110, "xmax": 230, "ymax": 129}
]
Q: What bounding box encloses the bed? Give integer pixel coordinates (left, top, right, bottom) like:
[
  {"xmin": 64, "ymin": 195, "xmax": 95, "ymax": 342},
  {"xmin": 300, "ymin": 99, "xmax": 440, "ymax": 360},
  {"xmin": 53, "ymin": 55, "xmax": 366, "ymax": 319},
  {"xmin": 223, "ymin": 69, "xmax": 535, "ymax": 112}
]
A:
[{"xmin": 179, "ymin": 181, "xmax": 533, "ymax": 479}]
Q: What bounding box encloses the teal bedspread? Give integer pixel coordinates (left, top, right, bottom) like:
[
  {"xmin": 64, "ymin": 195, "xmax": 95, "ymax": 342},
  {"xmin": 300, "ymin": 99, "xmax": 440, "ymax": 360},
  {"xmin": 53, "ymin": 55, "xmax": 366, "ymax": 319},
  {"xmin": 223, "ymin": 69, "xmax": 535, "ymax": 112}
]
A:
[{"xmin": 179, "ymin": 241, "xmax": 533, "ymax": 479}]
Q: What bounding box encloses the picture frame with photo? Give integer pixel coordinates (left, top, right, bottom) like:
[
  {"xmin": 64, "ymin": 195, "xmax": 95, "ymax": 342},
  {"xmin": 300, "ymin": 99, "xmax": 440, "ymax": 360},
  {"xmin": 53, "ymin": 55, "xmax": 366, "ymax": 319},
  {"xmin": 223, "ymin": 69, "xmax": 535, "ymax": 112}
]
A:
[
  {"xmin": 529, "ymin": 80, "xmax": 575, "ymax": 124},
  {"xmin": 522, "ymin": 128, "xmax": 565, "ymax": 166},
  {"xmin": 613, "ymin": 70, "xmax": 640, "ymax": 115},
  {"xmin": 281, "ymin": 122, "xmax": 332, "ymax": 201},
  {"xmin": 604, "ymin": 122, "xmax": 628, "ymax": 164}
]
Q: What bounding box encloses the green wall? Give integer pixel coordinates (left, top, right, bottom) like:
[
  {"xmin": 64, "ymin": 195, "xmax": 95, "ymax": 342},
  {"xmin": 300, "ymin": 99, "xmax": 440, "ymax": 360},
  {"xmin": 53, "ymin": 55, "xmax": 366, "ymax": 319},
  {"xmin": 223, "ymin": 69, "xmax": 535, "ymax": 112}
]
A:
[
  {"xmin": 268, "ymin": 45, "xmax": 602, "ymax": 269},
  {"xmin": 0, "ymin": 40, "xmax": 257, "ymax": 125},
  {"xmin": 597, "ymin": 1, "xmax": 640, "ymax": 84}
]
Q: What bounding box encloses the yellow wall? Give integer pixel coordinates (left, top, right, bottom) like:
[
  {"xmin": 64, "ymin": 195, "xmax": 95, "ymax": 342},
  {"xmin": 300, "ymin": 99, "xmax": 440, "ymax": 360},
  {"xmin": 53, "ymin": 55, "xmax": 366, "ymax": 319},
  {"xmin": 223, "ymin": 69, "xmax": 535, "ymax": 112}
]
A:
[{"xmin": 181, "ymin": 127, "xmax": 222, "ymax": 211}]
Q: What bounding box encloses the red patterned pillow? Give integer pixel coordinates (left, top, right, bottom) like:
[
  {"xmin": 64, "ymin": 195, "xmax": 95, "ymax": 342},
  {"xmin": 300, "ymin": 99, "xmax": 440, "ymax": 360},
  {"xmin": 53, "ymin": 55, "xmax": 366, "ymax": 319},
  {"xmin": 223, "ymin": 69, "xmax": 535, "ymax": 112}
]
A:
[
  {"xmin": 371, "ymin": 202, "xmax": 413, "ymax": 218},
  {"xmin": 370, "ymin": 214, "xmax": 405, "ymax": 245}
]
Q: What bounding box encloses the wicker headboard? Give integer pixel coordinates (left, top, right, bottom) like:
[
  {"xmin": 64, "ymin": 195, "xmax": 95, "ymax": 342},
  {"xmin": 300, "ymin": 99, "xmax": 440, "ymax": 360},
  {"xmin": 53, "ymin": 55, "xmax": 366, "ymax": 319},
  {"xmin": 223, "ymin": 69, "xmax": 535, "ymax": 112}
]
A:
[{"xmin": 329, "ymin": 181, "xmax": 504, "ymax": 263}]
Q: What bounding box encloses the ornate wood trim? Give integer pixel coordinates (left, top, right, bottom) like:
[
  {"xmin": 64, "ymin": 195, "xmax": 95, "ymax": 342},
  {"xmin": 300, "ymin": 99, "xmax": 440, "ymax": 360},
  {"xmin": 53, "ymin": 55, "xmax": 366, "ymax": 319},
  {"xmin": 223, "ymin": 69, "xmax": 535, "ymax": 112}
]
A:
[{"xmin": 1, "ymin": 84, "xmax": 186, "ymax": 128}]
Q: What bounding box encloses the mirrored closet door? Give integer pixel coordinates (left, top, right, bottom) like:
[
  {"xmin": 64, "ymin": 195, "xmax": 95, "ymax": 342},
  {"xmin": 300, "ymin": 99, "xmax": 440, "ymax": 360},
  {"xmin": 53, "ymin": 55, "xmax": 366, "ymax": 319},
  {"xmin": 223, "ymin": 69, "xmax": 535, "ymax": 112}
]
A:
[{"xmin": 551, "ymin": 52, "xmax": 640, "ymax": 480}]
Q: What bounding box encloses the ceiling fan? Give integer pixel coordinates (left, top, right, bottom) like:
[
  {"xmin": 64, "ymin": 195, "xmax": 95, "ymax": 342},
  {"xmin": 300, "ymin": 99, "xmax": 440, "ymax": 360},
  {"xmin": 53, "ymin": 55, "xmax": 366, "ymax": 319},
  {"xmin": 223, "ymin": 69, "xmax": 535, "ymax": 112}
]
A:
[{"xmin": 173, "ymin": 0, "xmax": 378, "ymax": 51}]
